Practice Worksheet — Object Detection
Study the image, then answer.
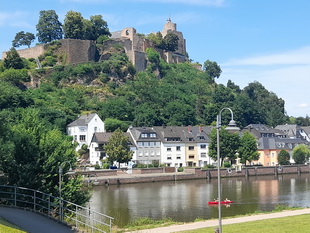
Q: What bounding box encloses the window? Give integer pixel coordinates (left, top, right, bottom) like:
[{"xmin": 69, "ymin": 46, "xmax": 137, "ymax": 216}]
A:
[
  {"xmin": 138, "ymin": 142, "xmax": 143, "ymax": 147},
  {"xmin": 177, "ymin": 156, "xmax": 181, "ymax": 159},
  {"xmin": 74, "ymin": 135, "xmax": 77, "ymax": 141},
  {"xmin": 189, "ymin": 146, "xmax": 194, "ymax": 150},
  {"xmin": 189, "ymin": 138, "xmax": 194, "ymax": 141},
  {"xmin": 150, "ymin": 133, "xmax": 156, "ymax": 138},
  {"xmin": 200, "ymin": 144, "xmax": 206, "ymax": 149},
  {"xmin": 189, "ymin": 155, "xmax": 195, "ymax": 159},
  {"xmin": 167, "ymin": 148, "xmax": 172, "ymax": 151},
  {"xmin": 138, "ymin": 151, "xmax": 143, "ymax": 157},
  {"xmin": 150, "ymin": 151, "xmax": 155, "ymax": 156},
  {"xmin": 141, "ymin": 133, "xmax": 148, "ymax": 138},
  {"xmin": 201, "ymin": 152, "xmax": 206, "ymax": 158},
  {"xmin": 167, "ymin": 157, "xmax": 172, "ymax": 160},
  {"xmin": 176, "ymin": 146, "xmax": 181, "ymax": 151},
  {"xmin": 144, "ymin": 151, "xmax": 149, "ymax": 156},
  {"xmin": 156, "ymin": 151, "xmax": 160, "ymax": 155},
  {"xmin": 94, "ymin": 127, "xmax": 98, "ymax": 132},
  {"xmin": 150, "ymin": 142, "xmax": 154, "ymax": 147},
  {"xmin": 80, "ymin": 135, "xmax": 86, "ymax": 141}
]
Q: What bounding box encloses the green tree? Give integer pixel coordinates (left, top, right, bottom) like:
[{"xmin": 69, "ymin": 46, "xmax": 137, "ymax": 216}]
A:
[
  {"xmin": 83, "ymin": 15, "xmax": 111, "ymax": 40},
  {"xmin": 104, "ymin": 118, "xmax": 130, "ymax": 132},
  {"xmin": 292, "ymin": 144, "xmax": 310, "ymax": 164},
  {"xmin": 0, "ymin": 69, "xmax": 30, "ymax": 84},
  {"xmin": 12, "ymin": 31, "xmax": 35, "ymax": 48},
  {"xmin": 147, "ymin": 32, "xmax": 165, "ymax": 49},
  {"xmin": 203, "ymin": 60, "xmax": 222, "ymax": 79},
  {"xmin": 104, "ymin": 128, "xmax": 133, "ymax": 166},
  {"xmin": 238, "ymin": 132, "xmax": 259, "ymax": 165},
  {"xmin": 209, "ymin": 128, "xmax": 240, "ymax": 166},
  {"xmin": 63, "ymin": 10, "xmax": 84, "ymax": 39},
  {"xmin": 36, "ymin": 10, "xmax": 63, "ymax": 43},
  {"xmin": 278, "ymin": 149, "xmax": 290, "ymax": 165},
  {"xmin": 0, "ymin": 109, "xmax": 90, "ymax": 205},
  {"xmin": 163, "ymin": 33, "xmax": 179, "ymax": 52},
  {"xmin": 3, "ymin": 48, "xmax": 24, "ymax": 69}
]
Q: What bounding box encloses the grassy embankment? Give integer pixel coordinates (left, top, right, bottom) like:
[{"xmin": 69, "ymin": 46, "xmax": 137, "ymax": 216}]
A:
[
  {"xmin": 116, "ymin": 205, "xmax": 307, "ymax": 233},
  {"xmin": 0, "ymin": 217, "xmax": 27, "ymax": 233},
  {"xmin": 179, "ymin": 214, "xmax": 310, "ymax": 233}
]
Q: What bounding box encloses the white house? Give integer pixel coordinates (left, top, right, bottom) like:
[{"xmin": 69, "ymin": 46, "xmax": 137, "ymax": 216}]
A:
[
  {"xmin": 127, "ymin": 127, "xmax": 161, "ymax": 166},
  {"xmin": 67, "ymin": 113, "xmax": 105, "ymax": 151},
  {"xmin": 89, "ymin": 132, "xmax": 137, "ymax": 166}
]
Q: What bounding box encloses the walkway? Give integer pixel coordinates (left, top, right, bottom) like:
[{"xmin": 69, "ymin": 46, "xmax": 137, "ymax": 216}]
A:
[
  {"xmin": 0, "ymin": 207, "xmax": 75, "ymax": 233},
  {"xmin": 125, "ymin": 208, "xmax": 310, "ymax": 233}
]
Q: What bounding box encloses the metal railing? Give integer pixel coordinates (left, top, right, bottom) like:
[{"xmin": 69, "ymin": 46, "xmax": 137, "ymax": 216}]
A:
[{"xmin": 0, "ymin": 185, "xmax": 113, "ymax": 233}]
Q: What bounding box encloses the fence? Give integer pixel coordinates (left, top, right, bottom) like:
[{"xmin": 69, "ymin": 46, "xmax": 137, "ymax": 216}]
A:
[{"xmin": 0, "ymin": 185, "xmax": 113, "ymax": 233}]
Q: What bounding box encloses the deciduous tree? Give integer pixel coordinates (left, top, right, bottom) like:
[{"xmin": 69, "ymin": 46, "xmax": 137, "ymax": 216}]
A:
[
  {"xmin": 278, "ymin": 149, "xmax": 290, "ymax": 165},
  {"xmin": 238, "ymin": 132, "xmax": 259, "ymax": 165},
  {"xmin": 104, "ymin": 128, "xmax": 133, "ymax": 166},
  {"xmin": 3, "ymin": 48, "xmax": 24, "ymax": 69},
  {"xmin": 203, "ymin": 60, "xmax": 222, "ymax": 79},
  {"xmin": 292, "ymin": 144, "xmax": 310, "ymax": 164},
  {"xmin": 63, "ymin": 10, "xmax": 84, "ymax": 39}
]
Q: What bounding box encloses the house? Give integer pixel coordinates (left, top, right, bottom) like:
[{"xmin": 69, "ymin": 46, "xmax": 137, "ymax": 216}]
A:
[
  {"xmin": 243, "ymin": 124, "xmax": 287, "ymax": 139},
  {"xmin": 127, "ymin": 127, "xmax": 162, "ymax": 166},
  {"xmin": 89, "ymin": 132, "xmax": 136, "ymax": 166},
  {"xmin": 67, "ymin": 113, "xmax": 105, "ymax": 151},
  {"xmin": 254, "ymin": 137, "xmax": 305, "ymax": 166},
  {"xmin": 275, "ymin": 124, "xmax": 310, "ymax": 142}
]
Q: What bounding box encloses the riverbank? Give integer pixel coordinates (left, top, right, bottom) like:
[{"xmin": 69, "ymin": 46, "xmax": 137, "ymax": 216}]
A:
[
  {"xmin": 83, "ymin": 165, "xmax": 310, "ymax": 186},
  {"xmin": 123, "ymin": 208, "xmax": 310, "ymax": 233}
]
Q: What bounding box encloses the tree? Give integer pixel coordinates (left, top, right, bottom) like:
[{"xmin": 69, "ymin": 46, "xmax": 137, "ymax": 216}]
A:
[
  {"xmin": 238, "ymin": 132, "xmax": 259, "ymax": 165},
  {"xmin": 83, "ymin": 15, "xmax": 111, "ymax": 40},
  {"xmin": 104, "ymin": 118, "xmax": 130, "ymax": 132},
  {"xmin": 36, "ymin": 10, "xmax": 63, "ymax": 43},
  {"xmin": 3, "ymin": 48, "xmax": 24, "ymax": 69},
  {"xmin": 209, "ymin": 128, "xmax": 240, "ymax": 166},
  {"xmin": 278, "ymin": 149, "xmax": 290, "ymax": 165},
  {"xmin": 63, "ymin": 10, "xmax": 84, "ymax": 39},
  {"xmin": 104, "ymin": 128, "xmax": 133, "ymax": 166},
  {"xmin": 203, "ymin": 60, "xmax": 222, "ymax": 79},
  {"xmin": 0, "ymin": 108, "xmax": 90, "ymax": 205},
  {"xmin": 292, "ymin": 144, "xmax": 310, "ymax": 164},
  {"xmin": 163, "ymin": 33, "xmax": 179, "ymax": 52},
  {"xmin": 12, "ymin": 31, "xmax": 35, "ymax": 48},
  {"xmin": 147, "ymin": 32, "xmax": 165, "ymax": 49}
]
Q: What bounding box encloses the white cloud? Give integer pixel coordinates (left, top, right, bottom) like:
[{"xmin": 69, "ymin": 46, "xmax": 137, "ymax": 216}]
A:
[
  {"xmin": 219, "ymin": 47, "xmax": 310, "ymax": 117},
  {"xmin": 223, "ymin": 46, "xmax": 310, "ymax": 66}
]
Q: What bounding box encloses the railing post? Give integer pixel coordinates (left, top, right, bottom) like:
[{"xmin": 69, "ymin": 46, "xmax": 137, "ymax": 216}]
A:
[
  {"xmin": 48, "ymin": 195, "xmax": 51, "ymax": 217},
  {"xmin": 14, "ymin": 186, "xmax": 17, "ymax": 207},
  {"xmin": 75, "ymin": 205, "xmax": 78, "ymax": 229},
  {"xmin": 34, "ymin": 190, "xmax": 36, "ymax": 211}
]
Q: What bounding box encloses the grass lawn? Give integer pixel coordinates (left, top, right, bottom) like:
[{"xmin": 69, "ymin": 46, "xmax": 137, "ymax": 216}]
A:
[
  {"xmin": 179, "ymin": 214, "xmax": 310, "ymax": 233},
  {"xmin": 0, "ymin": 217, "xmax": 27, "ymax": 233}
]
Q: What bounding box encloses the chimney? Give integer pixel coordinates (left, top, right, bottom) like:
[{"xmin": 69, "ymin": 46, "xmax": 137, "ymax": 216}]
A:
[
  {"xmin": 188, "ymin": 125, "xmax": 191, "ymax": 132},
  {"xmin": 199, "ymin": 126, "xmax": 203, "ymax": 133}
]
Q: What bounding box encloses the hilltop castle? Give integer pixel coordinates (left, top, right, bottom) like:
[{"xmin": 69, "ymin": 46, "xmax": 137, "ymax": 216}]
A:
[{"xmin": 2, "ymin": 19, "xmax": 187, "ymax": 71}]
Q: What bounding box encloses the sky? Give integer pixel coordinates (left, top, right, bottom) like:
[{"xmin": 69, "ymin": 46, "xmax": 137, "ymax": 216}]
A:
[{"xmin": 1, "ymin": 0, "xmax": 310, "ymax": 117}]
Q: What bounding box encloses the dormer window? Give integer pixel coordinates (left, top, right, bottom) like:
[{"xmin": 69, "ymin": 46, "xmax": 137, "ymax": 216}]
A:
[
  {"xmin": 141, "ymin": 133, "xmax": 148, "ymax": 138},
  {"xmin": 150, "ymin": 133, "xmax": 156, "ymax": 138}
]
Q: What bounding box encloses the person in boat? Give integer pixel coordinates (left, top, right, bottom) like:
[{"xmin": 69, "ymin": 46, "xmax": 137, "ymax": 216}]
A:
[
  {"xmin": 224, "ymin": 198, "xmax": 230, "ymax": 202},
  {"xmin": 214, "ymin": 198, "xmax": 219, "ymax": 202}
]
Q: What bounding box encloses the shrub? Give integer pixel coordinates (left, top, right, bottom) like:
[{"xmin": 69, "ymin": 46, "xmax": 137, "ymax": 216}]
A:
[{"xmin": 177, "ymin": 167, "xmax": 184, "ymax": 172}]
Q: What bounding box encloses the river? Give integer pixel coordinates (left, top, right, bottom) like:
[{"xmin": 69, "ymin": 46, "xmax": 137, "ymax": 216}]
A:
[{"xmin": 89, "ymin": 173, "xmax": 310, "ymax": 227}]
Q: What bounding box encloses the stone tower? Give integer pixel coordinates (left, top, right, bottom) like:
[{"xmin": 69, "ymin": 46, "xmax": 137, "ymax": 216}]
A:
[{"xmin": 161, "ymin": 18, "xmax": 186, "ymax": 56}]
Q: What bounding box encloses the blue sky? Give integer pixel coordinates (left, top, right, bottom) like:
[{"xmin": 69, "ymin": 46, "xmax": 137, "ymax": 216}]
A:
[{"xmin": 1, "ymin": 0, "xmax": 310, "ymax": 117}]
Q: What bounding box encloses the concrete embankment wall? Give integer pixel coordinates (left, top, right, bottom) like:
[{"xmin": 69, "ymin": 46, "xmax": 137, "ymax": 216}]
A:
[{"xmin": 81, "ymin": 165, "xmax": 310, "ymax": 186}]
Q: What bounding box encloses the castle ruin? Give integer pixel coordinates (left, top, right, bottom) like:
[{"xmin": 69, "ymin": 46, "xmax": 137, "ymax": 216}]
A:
[{"xmin": 2, "ymin": 19, "xmax": 187, "ymax": 71}]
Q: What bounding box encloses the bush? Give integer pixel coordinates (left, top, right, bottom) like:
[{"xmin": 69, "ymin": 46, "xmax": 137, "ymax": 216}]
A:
[
  {"xmin": 224, "ymin": 161, "xmax": 231, "ymax": 168},
  {"xmin": 94, "ymin": 164, "xmax": 101, "ymax": 169},
  {"xmin": 102, "ymin": 163, "xmax": 110, "ymax": 169},
  {"xmin": 177, "ymin": 167, "xmax": 184, "ymax": 172}
]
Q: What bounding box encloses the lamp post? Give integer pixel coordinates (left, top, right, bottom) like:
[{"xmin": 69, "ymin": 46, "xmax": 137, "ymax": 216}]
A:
[
  {"xmin": 216, "ymin": 108, "xmax": 240, "ymax": 233},
  {"xmin": 59, "ymin": 161, "xmax": 72, "ymax": 200}
]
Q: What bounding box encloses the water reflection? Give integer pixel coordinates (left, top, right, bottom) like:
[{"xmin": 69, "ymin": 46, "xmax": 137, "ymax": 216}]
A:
[{"xmin": 90, "ymin": 173, "xmax": 310, "ymax": 227}]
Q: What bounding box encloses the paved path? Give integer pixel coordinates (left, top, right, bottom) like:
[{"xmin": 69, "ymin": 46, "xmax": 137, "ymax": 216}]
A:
[
  {"xmin": 125, "ymin": 208, "xmax": 310, "ymax": 233},
  {"xmin": 0, "ymin": 207, "xmax": 75, "ymax": 233}
]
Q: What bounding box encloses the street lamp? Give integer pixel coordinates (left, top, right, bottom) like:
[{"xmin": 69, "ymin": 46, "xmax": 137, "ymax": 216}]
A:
[
  {"xmin": 216, "ymin": 108, "xmax": 240, "ymax": 233},
  {"xmin": 59, "ymin": 161, "xmax": 72, "ymax": 200}
]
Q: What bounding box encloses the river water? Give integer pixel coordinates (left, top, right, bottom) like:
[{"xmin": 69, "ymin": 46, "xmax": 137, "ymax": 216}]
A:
[{"xmin": 89, "ymin": 173, "xmax": 310, "ymax": 227}]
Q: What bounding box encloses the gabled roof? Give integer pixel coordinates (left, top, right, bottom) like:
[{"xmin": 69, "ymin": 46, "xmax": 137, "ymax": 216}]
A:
[
  {"xmin": 91, "ymin": 132, "xmax": 135, "ymax": 146},
  {"xmin": 67, "ymin": 113, "xmax": 97, "ymax": 127},
  {"xmin": 128, "ymin": 127, "xmax": 161, "ymax": 142}
]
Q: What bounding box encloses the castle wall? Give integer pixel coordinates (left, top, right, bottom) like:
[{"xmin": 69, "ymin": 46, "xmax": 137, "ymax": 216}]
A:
[
  {"xmin": 58, "ymin": 39, "xmax": 96, "ymax": 64},
  {"xmin": 2, "ymin": 45, "xmax": 45, "ymax": 60}
]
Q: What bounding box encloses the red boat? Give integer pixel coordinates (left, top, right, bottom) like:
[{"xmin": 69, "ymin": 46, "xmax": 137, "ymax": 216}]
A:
[{"xmin": 208, "ymin": 200, "xmax": 234, "ymax": 205}]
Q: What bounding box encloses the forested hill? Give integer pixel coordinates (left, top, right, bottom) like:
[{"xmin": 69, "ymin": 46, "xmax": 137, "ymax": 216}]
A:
[{"xmin": 1, "ymin": 45, "xmax": 298, "ymax": 133}]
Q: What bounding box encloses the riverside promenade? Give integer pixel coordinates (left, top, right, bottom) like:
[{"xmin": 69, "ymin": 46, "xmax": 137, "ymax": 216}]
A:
[{"xmin": 125, "ymin": 208, "xmax": 310, "ymax": 233}]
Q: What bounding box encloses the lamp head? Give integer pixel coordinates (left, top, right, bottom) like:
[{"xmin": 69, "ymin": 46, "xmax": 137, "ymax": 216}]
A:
[{"xmin": 226, "ymin": 120, "xmax": 240, "ymax": 133}]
